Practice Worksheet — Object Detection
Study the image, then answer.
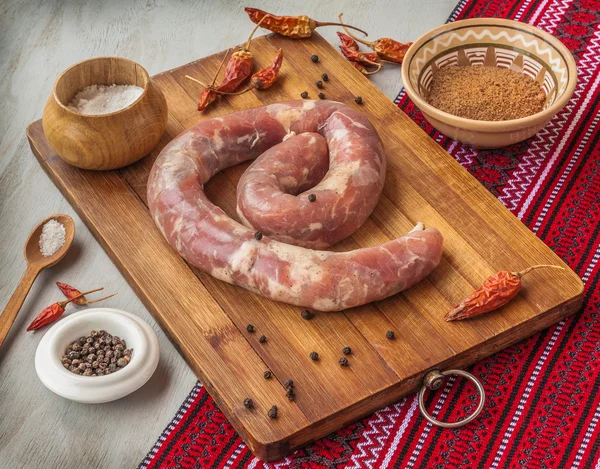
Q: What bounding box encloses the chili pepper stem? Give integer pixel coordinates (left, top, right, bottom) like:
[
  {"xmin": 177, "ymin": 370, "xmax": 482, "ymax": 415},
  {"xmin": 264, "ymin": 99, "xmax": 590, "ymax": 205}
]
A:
[
  {"xmin": 338, "ymin": 13, "xmax": 376, "ymax": 47},
  {"xmin": 314, "ymin": 20, "xmax": 368, "ymax": 36},
  {"xmin": 362, "ymin": 65, "xmax": 382, "ymax": 75},
  {"xmin": 363, "ymin": 62, "xmax": 382, "ymax": 74},
  {"xmin": 184, "ymin": 51, "xmax": 232, "ymax": 90},
  {"xmin": 212, "ymin": 87, "xmax": 253, "ymax": 96},
  {"xmin": 244, "ymin": 14, "xmax": 268, "ymax": 50},
  {"xmin": 513, "ymin": 264, "xmax": 564, "ymax": 278},
  {"xmin": 58, "ymin": 287, "xmax": 104, "ymax": 307},
  {"xmin": 85, "ymin": 292, "xmax": 118, "ymax": 304},
  {"xmin": 185, "ymin": 75, "xmax": 210, "ymax": 88},
  {"xmin": 211, "ymin": 48, "xmax": 231, "ymax": 87}
]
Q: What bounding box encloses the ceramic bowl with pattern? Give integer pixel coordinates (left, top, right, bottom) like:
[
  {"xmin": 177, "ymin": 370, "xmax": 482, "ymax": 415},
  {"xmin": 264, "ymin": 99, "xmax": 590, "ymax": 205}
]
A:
[{"xmin": 401, "ymin": 18, "xmax": 577, "ymax": 148}]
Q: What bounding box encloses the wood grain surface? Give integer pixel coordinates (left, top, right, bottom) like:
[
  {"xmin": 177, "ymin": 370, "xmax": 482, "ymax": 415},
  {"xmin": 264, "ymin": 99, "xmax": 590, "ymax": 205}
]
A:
[
  {"xmin": 0, "ymin": 2, "xmax": 458, "ymax": 468},
  {"xmin": 27, "ymin": 32, "xmax": 583, "ymax": 461}
]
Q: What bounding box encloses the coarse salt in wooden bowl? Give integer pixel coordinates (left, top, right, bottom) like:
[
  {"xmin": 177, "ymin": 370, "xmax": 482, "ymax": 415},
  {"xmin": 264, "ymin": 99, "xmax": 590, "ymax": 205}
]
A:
[
  {"xmin": 401, "ymin": 18, "xmax": 577, "ymax": 148},
  {"xmin": 42, "ymin": 57, "xmax": 168, "ymax": 170}
]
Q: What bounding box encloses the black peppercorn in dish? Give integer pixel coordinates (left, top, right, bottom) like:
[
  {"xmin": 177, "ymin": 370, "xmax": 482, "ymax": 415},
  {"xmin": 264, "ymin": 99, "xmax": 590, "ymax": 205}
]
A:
[{"xmin": 62, "ymin": 330, "xmax": 132, "ymax": 376}]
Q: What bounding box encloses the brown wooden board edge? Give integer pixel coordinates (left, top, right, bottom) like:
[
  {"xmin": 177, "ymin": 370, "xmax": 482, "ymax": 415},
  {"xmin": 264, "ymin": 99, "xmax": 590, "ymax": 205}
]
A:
[
  {"xmin": 25, "ymin": 123, "xmax": 276, "ymax": 457},
  {"xmin": 257, "ymin": 292, "xmax": 583, "ymax": 459},
  {"xmin": 28, "ymin": 120, "xmax": 584, "ymax": 460}
]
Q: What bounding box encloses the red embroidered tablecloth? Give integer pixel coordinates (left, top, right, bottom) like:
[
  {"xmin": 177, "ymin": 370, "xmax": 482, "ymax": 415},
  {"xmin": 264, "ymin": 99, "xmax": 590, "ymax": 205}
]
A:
[{"xmin": 139, "ymin": 0, "xmax": 600, "ymax": 466}]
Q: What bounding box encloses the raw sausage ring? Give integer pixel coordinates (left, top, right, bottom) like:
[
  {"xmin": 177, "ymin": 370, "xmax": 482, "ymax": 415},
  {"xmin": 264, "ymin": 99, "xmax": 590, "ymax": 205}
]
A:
[{"xmin": 148, "ymin": 100, "xmax": 443, "ymax": 311}]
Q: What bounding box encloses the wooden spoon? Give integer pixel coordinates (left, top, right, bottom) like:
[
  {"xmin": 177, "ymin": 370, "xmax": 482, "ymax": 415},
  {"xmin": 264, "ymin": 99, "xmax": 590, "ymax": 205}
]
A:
[{"xmin": 0, "ymin": 214, "xmax": 75, "ymax": 347}]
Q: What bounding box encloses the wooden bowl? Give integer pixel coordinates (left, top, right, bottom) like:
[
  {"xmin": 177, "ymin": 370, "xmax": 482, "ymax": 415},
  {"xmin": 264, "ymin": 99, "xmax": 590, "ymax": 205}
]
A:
[
  {"xmin": 42, "ymin": 57, "xmax": 168, "ymax": 170},
  {"xmin": 401, "ymin": 18, "xmax": 577, "ymax": 148}
]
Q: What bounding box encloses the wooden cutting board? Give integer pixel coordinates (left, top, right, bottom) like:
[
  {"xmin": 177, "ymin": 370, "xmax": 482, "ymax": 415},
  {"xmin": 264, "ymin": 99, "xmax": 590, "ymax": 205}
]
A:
[{"xmin": 27, "ymin": 32, "xmax": 583, "ymax": 461}]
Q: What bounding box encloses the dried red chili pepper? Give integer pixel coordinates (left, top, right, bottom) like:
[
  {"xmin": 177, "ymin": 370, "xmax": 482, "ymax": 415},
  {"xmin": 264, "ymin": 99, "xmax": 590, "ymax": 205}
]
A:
[
  {"xmin": 193, "ymin": 49, "xmax": 231, "ymax": 110},
  {"xmin": 213, "ymin": 49, "xmax": 284, "ymax": 95},
  {"xmin": 340, "ymin": 45, "xmax": 381, "ymax": 68},
  {"xmin": 56, "ymin": 282, "xmax": 87, "ymax": 305},
  {"xmin": 215, "ymin": 50, "xmax": 254, "ymax": 93},
  {"xmin": 444, "ymin": 265, "xmax": 563, "ymax": 321},
  {"xmin": 337, "ymin": 31, "xmax": 359, "ymax": 51},
  {"xmin": 339, "ymin": 13, "xmax": 412, "ymax": 64},
  {"xmin": 197, "ymin": 87, "xmax": 217, "ymax": 112},
  {"xmin": 337, "ymin": 32, "xmax": 382, "ymax": 74},
  {"xmin": 27, "ymin": 303, "xmax": 67, "ymax": 331},
  {"xmin": 27, "ymin": 287, "xmax": 117, "ymax": 331},
  {"xmin": 249, "ymin": 48, "xmax": 283, "ymax": 90},
  {"xmin": 193, "ymin": 48, "xmax": 254, "ymax": 111},
  {"xmin": 189, "ymin": 19, "xmax": 266, "ymax": 111},
  {"xmin": 245, "ymin": 7, "xmax": 367, "ymax": 38}
]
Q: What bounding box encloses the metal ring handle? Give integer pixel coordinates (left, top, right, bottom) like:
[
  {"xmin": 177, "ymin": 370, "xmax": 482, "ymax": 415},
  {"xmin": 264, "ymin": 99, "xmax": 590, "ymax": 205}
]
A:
[{"xmin": 418, "ymin": 369, "xmax": 485, "ymax": 428}]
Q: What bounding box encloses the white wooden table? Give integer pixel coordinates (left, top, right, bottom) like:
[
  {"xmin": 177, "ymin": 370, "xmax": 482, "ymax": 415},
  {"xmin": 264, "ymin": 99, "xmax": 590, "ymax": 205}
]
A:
[{"xmin": 0, "ymin": 1, "xmax": 456, "ymax": 467}]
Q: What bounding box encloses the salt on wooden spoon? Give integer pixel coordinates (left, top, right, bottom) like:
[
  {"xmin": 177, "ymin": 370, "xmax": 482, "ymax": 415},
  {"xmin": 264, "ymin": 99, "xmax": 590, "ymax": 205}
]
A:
[{"xmin": 0, "ymin": 214, "xmax": 75, "ymax": 348}]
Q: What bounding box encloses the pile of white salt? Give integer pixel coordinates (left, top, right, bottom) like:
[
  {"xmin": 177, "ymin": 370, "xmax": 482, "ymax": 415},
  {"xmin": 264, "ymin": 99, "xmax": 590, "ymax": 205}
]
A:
[
  {"xmin": 39, "ymin": 219, "xmax": 66, "ymax": 257},
  {"xmin": 67, "ymin": 84, "xmax": 144, "ymax": 115}
]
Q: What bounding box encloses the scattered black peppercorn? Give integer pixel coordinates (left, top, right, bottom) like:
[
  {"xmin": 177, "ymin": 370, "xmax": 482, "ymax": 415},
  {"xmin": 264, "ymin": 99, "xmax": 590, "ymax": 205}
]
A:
[
  {"xmin": 318, "ymin": 92, "xmax": 325, "ymax": 99},
  {"xmin": 300, "ymin": 309, "xmax": 314, "ymax": 320},
  {"xmin": 309, "ymin": 351, "xmax": 319, "ymax": 361},
  {"xmin": 259, "ymin": 335, "xmax": 267, "ymax": 343},
  {"xmin": 339, "ymin": 357, "xmax": 349, "ymax": 367},
  {"xmin": 286, "ymin": 388, "xmax": 296, "ymax": 401},
  {"xmin": 243, "ymin": 397, "xmax": 254, "ymax": 409},
  {"xmin": 354, "ymin": 96, "xmax": 363, "ymax": 104},
  {"xmin": 284, "ymin": 379, "xmax": 294, "ymax": 389},
  {"xmin": 342, "ymin": 346, "xmax": 352, "ymax": 355},
  {"xmin": 311, "ymin": 54, "xmax": 319, "ymax": 63},
  {"xmin": 301, "ymin": 91, "xmax": 309, "ymax": 99},
  {"xmin": 386, "ymin": 330, "xmax": 395, "ymax": 340},
  {"xmin": 247, "ymin": 324, "xmax": 256, "ymax": 333},
  {"xmin": 62, "ymin": 331, "xmax": 132, "ymax": 377},
  {"xmin": 263, "ymin": 370, "xmax": 272, "ymax": 379},
  {"xmin": 268, "ymin": 405, "xmax": 278, "ymax": 419},
  {"xmin": 254, "ymin": 231, "xmax": 263, "ymax": 241},
  {"xmin": 316, "ymin": 80, "xmax": 324, "ymax": 89},
  {"xmin": 322, "ymin": 73, "xmax": 329, "ymax": 82},
  {"xmin": 308, "ymin": 194, "xmax": 317, "ymax": 202}
]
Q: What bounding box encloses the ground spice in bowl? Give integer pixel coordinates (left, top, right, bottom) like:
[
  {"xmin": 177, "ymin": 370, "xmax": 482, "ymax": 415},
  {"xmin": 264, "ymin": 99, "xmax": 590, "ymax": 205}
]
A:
[
  {"xmin": 426, "ymin": 66, "xmax": 546, "ymax": 121},
  {"xmin": 61, "ymin": 330, "xmax": 132, "ymax": 376}
]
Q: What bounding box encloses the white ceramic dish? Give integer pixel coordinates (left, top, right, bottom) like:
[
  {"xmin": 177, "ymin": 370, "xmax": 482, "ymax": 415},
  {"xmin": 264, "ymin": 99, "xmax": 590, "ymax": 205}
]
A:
[{"xmin": 35, "ymin": 307, "xmax": 159, "ymax": 403}]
